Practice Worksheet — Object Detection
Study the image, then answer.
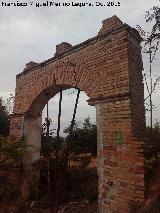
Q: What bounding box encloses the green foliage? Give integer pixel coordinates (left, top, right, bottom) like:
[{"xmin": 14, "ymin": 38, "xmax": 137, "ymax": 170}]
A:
[
  {"xmin": 0, "ymin": 137, "xmax": 24, "ymax": 170},
  {"xmin": 146, "ymin": 122, "xmax": 160, "ymax": 145},
  {"xmin": 0, "ymin": 137, "xmax": 25, "ymax": 201},
  {"xmin": 41, "ymin": 117, "xmax": 97, "ymax": 157},
  {"xmin": 145, "ymin": 5, "xmax": 160, "ymax": 40},
  {"xmin": 65, "ymin": 117, "xmax": 97, "ymax": 155},
  {"xmin": 38, "ymin": 117, "xmax": 97, "ymax": 209},
  {"xmin": 145, "ymin": 157, "xmax": 157, "ymax": 182},
  {"xmin": 41, "ymin": 135, "xmax": 64, "ymax": 157},
  {"xmin": 65, "ymin": 167, "xmax": 98, "ymax": 202},
  {"xmin": 69, "ymin": 154, "xmax": 91, "ymax": 170},
  {"xmin": 0, "ymin": 97, "xmax": 9, "ymax": 137},
  {"xmin": 145, "ymin": 122, "xmax": 160, "ymax": 160},
  {"xmin": 0, "ymin": 179, "xmax": 19, "ymax": 201},
  {"xmin": 145, "ymin": 123, "xmax": 160, "ymax": 184}
]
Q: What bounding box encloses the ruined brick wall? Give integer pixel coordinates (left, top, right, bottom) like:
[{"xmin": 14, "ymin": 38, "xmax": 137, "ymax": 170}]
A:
[
  {"xmin": 96, "ymin": 100, "xmax": 144, "ymax": 212},
  {"xmin": 13, "ymin": 16, "xmax": 133, "ymax": 116},
  {"xmin": 10, "ymin": 15, "xmax": 146, "ymax": 212}
]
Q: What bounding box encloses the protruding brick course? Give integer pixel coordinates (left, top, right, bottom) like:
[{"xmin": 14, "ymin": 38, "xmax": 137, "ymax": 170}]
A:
[
  {"xmin": 54, "ymin": 42, "xmax": 72, "ymax": 56},
  {"xmin": 98, "ymin": 15, "xmax": 123, "ymax": 35},
  {"xmin": 25, "ymin": 61, "xmax": 38, "ymax": 70}
]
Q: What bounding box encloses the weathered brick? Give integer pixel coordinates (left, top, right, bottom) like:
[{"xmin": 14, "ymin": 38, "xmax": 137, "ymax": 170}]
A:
[{"xmin": 10, "ymin": 16, "xmax": 145, "ymax": 213}]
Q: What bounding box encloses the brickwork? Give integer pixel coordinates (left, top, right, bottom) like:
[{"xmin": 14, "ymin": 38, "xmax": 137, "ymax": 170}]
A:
[
  {"xmin": 54, "ymin": 42, "xmax": 73, "ymax": 56},
  {"xmin": 98, "ymin": 15, "xmax": 123, "ymax": 35},
  {"xmin": 96, "ymin": 100, "xmax": 144, "ymax": 212},
  {"xmin": 10, "ymin": 15, "xmax": 146, "ymax": 212}
]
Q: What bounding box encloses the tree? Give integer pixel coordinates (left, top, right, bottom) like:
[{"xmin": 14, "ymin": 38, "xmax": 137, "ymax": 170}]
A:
[
  {"xmin": 0, "ymin": 137, "xmax": 25, "ymax": 202},
  {"xmin": 0, "ymin": 97, "xmax": 10, "ymax": 137},
  {"xmin": 137, "ymin": 3, "xmax": 160, "ymax": 130},
  {"xmin": 145, "ymin": 4, "xmax": 160, "ymax": 130},
  {"xmin": 146, "ymin": 121, "xmax": 160, "ymax": 145},
  {"xmin": 145, "ymin": 4, "xmax": 160, "ymax": 39},
  {"xmin": 64, "ymin": 117, "xmax": 97, "ymax": 155}
]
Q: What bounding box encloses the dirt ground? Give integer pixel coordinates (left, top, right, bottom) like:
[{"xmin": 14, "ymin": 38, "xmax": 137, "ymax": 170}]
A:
[
  {"xmin": 57, "ymin": 202, "xmax": 98, "ymax": 213},
  {"xmin": 28, "ymin": 201, "xmax": 98, "ymax": 213}
]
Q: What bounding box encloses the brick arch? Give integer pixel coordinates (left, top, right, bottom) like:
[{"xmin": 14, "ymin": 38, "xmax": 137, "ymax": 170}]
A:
[
  {"xmin": 10, "ymin": 16, "xmax": 146, "ymax": 213},
  {"xmin": 24, "ymin": 62, "xmax": 96, "ymax": 116},
  {"xmin": 14, "ymin": 61, "xmax": 100, "ymax": 115}
]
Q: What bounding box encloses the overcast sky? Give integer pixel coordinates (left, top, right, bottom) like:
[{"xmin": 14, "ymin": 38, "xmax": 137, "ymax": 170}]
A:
[{"xmin": 0, "ymin": 0, "xmax": 160, "ymax": 135}]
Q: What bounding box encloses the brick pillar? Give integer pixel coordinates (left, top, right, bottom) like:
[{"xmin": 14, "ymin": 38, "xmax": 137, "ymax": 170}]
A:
[
  {"xmin": 23, "ymin": 115, "xmax": 42, "ymax": 164},
  {"xmin": 95, "ymin": 98, "xmax": 145, "ymax": 213},
  {"xmin": 10, "ymin": 114, "xmax": 42, "ymax": 200},
  {"xmin": 10, "ymin": 113, "xmax": 42, "ymax": 164},
  {"xmin": 10, "ymin": 114, "xmax": 24, "ymax": 139}
]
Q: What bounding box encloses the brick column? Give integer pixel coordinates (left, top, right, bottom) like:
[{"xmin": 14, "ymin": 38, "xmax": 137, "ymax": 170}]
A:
[
  {"xmin": 10, "ymin": 114, "xmax": 42, "ymax": 200},
  {"xmin": 10, "ymin": 113, "xmax": 42, "ymax": 164},
  {"xmin": 10, "ymin": 114, "xmax": 24, "ymax": 139},
  {"xmin": 23, "ymin": 115, "xmax": 42, "ymax": 164},
  {"xmin": 95, "ymin": 98, "xmax": 145, "ymax": 213}
]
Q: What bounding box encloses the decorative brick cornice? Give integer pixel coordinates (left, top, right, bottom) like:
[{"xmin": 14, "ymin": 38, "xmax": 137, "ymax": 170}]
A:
[
  {"xmin": 16, "ymin": 23, "xmax": 141, "ymax": 79},
  {"xmin": 9, "ymin": 112, "xmax": 41, "ymax": 118},
  {"xmin": 87, "ymin": 92, "xmax": 130, "ymax": 105},
  {"xmin": 98, "ymin": 15, "xmax": 123, "ymax": 35},
  {"xmin": 54, "ymin": 42, "xmax": 72, "ymax": 57},
  {"xmin": 9, "ymin": 113, "xmax": 24, "ymax": 118}
]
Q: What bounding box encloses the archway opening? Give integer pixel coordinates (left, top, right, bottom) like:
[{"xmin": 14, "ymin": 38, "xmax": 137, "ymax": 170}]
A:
[{"xmin": 30, "ymin": 86, "xmax": 98, "ymax": 212}]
